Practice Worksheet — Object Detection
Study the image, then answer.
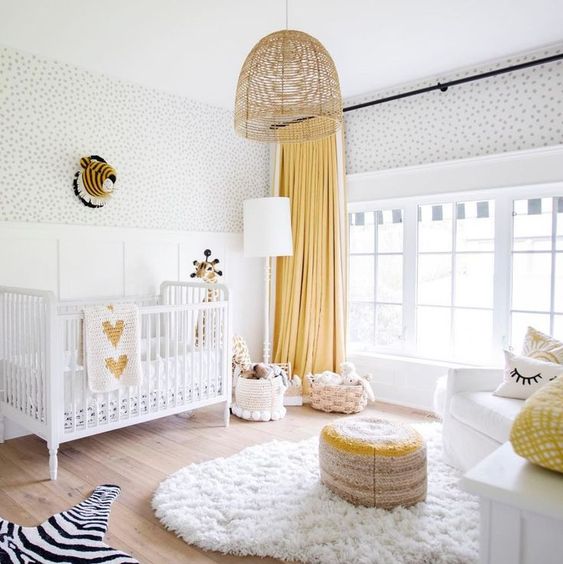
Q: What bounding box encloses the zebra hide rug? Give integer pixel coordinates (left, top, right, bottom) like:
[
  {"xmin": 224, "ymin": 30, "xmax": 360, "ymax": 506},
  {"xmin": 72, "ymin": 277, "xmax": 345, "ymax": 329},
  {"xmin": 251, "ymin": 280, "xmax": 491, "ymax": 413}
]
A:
[{"xmin": 0, "ymin": 484, "xmax": 137, "ymax": 563}]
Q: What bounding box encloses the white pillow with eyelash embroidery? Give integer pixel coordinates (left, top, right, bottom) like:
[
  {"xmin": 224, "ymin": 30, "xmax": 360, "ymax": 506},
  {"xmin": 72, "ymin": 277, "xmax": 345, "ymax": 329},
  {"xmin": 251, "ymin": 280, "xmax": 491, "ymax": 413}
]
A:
[{"xmin": 494, "ymin": 350, "xmax": 563, "ymax": 400}]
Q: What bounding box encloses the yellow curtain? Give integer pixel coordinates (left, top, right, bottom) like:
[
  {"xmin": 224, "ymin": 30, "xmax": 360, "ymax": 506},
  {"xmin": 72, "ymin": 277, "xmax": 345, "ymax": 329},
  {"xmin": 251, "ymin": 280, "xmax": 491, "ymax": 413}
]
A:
[{"xmin": 273, "ymin": 133, "xmax": 347, "ymax": 392}]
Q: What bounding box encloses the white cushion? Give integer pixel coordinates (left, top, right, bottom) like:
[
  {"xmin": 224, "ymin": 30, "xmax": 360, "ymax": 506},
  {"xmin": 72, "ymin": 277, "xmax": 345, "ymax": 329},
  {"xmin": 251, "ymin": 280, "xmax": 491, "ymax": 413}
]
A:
[
  {"xmin": 449, "ymin": 391, "xmax": 524, "ymax": 443},
  {"xmin": 494, "ymin": 350, "xmax": 563, "ymax": 400}
]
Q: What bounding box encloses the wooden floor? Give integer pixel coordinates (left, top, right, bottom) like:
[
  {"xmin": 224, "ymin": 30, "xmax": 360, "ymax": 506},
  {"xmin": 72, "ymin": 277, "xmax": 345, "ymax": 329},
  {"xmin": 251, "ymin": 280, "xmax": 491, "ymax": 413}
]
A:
[{"xmin": 0, "ymin": 402, "xmax": 433, "ymax": 563}]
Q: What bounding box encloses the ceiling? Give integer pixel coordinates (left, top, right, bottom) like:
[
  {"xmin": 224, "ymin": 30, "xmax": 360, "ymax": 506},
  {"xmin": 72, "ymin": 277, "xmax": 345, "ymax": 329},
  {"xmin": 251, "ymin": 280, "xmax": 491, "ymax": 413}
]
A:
[{"xmin": 1, "ymin": 0, "xmax": 562, "ymax": 109}]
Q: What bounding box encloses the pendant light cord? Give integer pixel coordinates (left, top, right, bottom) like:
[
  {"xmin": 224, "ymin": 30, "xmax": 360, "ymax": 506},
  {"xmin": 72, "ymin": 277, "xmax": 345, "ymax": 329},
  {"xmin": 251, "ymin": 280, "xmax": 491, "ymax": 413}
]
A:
[{"xmin": 285, "ymin": 0, "xmax": 288, "ymax": 29}]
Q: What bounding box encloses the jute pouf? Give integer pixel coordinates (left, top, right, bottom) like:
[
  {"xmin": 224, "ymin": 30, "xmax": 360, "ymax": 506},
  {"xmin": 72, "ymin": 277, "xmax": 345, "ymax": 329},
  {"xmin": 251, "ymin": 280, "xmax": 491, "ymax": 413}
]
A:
[{"xmin": 319, "ymin": 418, "xmax": 427, "ymax": 509}]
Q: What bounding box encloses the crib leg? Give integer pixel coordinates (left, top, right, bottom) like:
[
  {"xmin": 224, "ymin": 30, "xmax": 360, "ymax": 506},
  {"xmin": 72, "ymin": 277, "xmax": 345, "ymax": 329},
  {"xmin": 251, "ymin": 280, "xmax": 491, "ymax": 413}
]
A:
[
  {"xmin": 223, "ymin": 400, "xmax": 230, "ymax": 427},
  {"xmin": 0, "ymin": 413, "xmax": 4, "ymax": 444},
  {"xmin": 48, "ymin": 445, "xmax": 59, "ymax": 481}
]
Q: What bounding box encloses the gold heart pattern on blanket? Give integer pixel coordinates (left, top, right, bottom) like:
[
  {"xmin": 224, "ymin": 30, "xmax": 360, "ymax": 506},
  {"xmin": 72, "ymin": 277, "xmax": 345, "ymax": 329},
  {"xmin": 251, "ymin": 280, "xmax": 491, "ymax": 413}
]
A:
[
  {"xmin": 105, "ymin": 355, "xmax": 128, "ymax": 379},
  {"xmin": 102, "ymin": 320, "xmax": 125, "ymax": 348}
]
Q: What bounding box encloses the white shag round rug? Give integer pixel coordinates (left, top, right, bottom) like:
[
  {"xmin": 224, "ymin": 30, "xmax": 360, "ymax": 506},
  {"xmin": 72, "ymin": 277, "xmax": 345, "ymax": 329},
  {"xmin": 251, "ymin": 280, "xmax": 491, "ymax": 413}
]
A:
[{"xmin": 153, "ymin": 423, "xmax": 479, "ymax": 564}]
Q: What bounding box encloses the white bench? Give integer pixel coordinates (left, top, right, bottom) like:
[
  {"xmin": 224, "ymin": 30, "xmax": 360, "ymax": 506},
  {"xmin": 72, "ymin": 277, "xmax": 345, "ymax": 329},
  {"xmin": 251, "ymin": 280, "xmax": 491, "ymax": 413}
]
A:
[{"xmin": 460, "ymin": 442, "xmax": 563, "ymax": 564}]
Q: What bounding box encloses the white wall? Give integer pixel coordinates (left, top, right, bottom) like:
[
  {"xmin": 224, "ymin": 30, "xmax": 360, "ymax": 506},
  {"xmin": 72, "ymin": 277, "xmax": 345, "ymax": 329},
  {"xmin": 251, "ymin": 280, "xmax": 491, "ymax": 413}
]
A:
[{"xmin": 0, "ymin": 221, "xmax": 265, "ymax": 439}]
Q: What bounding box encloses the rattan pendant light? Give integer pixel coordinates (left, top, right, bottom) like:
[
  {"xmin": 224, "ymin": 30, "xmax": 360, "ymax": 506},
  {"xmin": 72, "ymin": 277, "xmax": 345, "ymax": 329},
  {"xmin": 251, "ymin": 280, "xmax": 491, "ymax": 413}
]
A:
[{"xmin": 234, "ymin": 3, "xmax": 342, "ymax": 143}]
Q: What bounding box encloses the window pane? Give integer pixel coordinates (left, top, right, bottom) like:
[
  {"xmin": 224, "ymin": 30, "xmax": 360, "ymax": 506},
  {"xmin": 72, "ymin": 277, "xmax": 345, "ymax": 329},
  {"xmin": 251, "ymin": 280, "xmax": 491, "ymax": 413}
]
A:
[
  {"xmin": 511, "ymin": 253, "xmax": 552, "ymax": 311},
  {"xmin": 417, "ymin": 306, "xmax": 451, "ymax": 359},
  {"xmin": 453, "ymin": 309, "xmax": 493, "ymax": 362},
  {"xmin": 456, "ymin": 200, "xmax": 495, "ymax": 252},
  {"xmin": 556, "ymin": 253, "xmax": 563, "ymax": 313},
  {"xmin": 510, "ymin": 312, "xmax": 551, "ymax": 351},
  {"xmin": 377, "ymin": 255, "xmax": 403, "ymax": 303},
  {"xmin": 350, "ymin": 212, "xmax": 374, "ymax": 253},
  {"xmin": 377, "ymin": 209, "xmax": 403, "ymax": 253},
  {"xmin": 557, "ymin": 198, "xmax": 563, "ymax": 250},
  {"xmin": 376, "ymin": 304, "xmax": 402, "ymax": 347},
  {"xmin": 349, "ymin": 303, "xmax": 374, "ymax": 351},
  {"xmin": 350, "ymin": 255, "xmax": 374, "ymax": 301},
  {"xmin": 554, "ymin": 315, "xmax": 563, "ymax": 342},
  {"xmin": 455, "ymin": 253, "xmax": 494, "ymax": 308},
  {"xmin": 513, "ymin": 197, "xmax": 553, "ymax": 251},
  {"xmin": 418, "ymin": 203, "xmax": 453, "ymax": 252},
  {"xmin": 418, "ymin": 254, "xmax": 452, "ymax": 306}
]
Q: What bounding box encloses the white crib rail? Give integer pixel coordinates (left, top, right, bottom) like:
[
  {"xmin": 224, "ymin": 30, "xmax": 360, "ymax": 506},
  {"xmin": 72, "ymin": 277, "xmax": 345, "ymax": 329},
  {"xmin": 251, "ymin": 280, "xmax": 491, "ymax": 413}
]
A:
[
  {"xmin": 0, "ymin": 286, "xmax": 56, "ymax": 438},
  {"xmin": 161, "ymin": 280, "xmax": 230, "ymax": 305}
]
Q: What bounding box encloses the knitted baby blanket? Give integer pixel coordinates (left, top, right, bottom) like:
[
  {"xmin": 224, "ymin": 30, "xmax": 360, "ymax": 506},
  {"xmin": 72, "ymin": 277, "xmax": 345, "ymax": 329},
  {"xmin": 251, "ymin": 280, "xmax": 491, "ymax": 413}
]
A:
[{"xmin": 84, "ymin": 303, "xmax": 142, "ymax": 393}]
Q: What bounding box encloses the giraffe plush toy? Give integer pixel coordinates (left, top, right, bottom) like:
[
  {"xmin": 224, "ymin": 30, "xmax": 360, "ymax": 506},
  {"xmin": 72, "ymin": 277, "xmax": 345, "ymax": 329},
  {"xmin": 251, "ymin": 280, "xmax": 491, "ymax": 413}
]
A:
[
  {"xmin": 191, "ymin": 249, "xmax": 223, "ymax": 346},
  {"xmin": 191, "ymin": 249, "xmax": 222, "ymax": 289}
]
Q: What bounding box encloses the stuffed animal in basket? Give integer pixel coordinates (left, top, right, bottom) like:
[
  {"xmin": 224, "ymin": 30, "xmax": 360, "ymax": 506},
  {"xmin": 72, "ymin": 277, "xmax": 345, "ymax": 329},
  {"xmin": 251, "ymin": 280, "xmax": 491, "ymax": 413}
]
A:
[
  {"xmin": 240, "ymin": 363, "xmax": 289, "ymax": 387},
  {"xmin": 306, "ymin": 362, "xmax": 374, "ymax": 402},
  {"xmin": 307, "ymin": 370, "xmax": 342, "ymax": 386},
  {"xmin": 340, "ymin": 361, "xmax": 375, "ymax": 401}
]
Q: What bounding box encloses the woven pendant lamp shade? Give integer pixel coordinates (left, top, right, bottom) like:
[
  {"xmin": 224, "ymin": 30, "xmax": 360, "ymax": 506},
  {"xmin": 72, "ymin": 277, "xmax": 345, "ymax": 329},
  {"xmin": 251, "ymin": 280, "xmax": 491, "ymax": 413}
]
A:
[{"xmin": 234, "ymin": 30, "xmax": 343, "ymax": 143}]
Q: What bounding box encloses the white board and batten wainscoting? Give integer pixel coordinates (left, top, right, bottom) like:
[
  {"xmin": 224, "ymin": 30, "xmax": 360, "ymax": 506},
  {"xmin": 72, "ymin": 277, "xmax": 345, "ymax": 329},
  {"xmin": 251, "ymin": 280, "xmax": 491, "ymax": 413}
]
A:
[
  {"xmin": 347, "ymin": 144, "xmax": 563, "ymax": 412},
  {"xmin": 0, "ymin": 221, "xmax": 265, "ymax": 440}
]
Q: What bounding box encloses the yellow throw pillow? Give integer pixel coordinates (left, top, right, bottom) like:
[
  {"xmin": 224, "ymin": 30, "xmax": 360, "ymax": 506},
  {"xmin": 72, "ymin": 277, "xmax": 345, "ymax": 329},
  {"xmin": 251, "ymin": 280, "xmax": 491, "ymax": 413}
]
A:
[
  {"xmin": 522, "ymin": 326, "xmax": 563, "ymax": 364},
  {"xmin": 510, "ymin": 375, "xmax": 563, "ymax": 474}
]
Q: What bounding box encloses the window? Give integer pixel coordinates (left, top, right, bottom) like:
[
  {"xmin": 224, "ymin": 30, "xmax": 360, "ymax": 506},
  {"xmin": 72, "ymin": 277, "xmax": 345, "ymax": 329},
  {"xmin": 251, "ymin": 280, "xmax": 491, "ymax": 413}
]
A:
[
  {"xmin": 510, "ymin": 197, "xmax": 563, "ymax": 349},
  {"xmin": 417, "ymin": 200, "xmax": 495, "ymax": 362},
  {"xmin": 348, "ymin": 188, "xmax": 563, "ymax": 364},
  {"xmin": 349, "ymin": 209, "xmax": 404, "ymax": 352}
]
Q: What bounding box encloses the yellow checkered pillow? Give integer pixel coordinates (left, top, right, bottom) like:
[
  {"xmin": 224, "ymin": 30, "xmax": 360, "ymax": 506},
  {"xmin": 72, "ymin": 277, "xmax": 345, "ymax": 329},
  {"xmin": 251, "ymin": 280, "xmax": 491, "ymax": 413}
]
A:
[{"xmin": 510, "ymin": 375, "xmax": 563, "ymax": 474}]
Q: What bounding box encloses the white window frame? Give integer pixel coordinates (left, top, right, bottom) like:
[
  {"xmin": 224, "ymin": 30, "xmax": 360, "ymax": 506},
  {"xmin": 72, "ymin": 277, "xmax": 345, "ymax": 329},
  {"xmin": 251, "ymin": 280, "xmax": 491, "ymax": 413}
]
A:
[
  {"xmin": 348, "ymin": 182, "xmax": 563, "ymax": 364},
  {"xmin": 349, "ymin": 209, "xmax": 405, "ymax": 353}
]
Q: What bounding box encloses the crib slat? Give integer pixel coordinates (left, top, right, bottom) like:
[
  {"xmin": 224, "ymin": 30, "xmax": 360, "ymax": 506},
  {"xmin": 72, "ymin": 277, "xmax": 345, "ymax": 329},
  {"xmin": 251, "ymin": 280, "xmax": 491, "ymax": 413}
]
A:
[
  {"xmin": 146, "ymin": 312, "xmax": 152, "ymax": 416},
  {"xmin": 206, "ymin": 308, "xmax": 211, "ymax": 400},
  {"xmin": 183, "ymin": 307, "xmax": 188, "ymax": 405},
  {"xmin": 11, "ymin": 294, "xmax": 17, "ymax": 411},
  {"xmin": 5, "ymin": 294, "xmax": 11, "ymax": 408},
  {"xmin": 198, "ymin": 308, "xmax": 203, "ymax": 401},
  {"xmin": 16, "ymin": 294, "xmax": 22, "ymax": 412},
  {"xmin": 175, "ymin": 308, "xmax": 179, "ymax": 407},
  {"xmin": 23, "ymin": 295, "xmax": 28, "ymax": 416},
  {"xmin": 81, "ymin": 318, "xmax": 87, "ymax": 431},
  {"xmin": 39, "ymin": 300, "xmax": 45, "ymax": 421},
  {"xmin": 189, "ymin": 306, "xmax": 194, "ymax": 400},
  {"xmin": 70, "ymin": 318, "xmax": 77, "ymax": 433}
]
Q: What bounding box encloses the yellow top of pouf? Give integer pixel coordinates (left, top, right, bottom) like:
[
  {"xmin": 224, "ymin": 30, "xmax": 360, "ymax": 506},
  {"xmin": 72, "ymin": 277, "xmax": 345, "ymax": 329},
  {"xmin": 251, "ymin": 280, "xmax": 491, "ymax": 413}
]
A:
[{"xmin": 321, "ymin": 418, "xmax": 424, "ymax": 457}]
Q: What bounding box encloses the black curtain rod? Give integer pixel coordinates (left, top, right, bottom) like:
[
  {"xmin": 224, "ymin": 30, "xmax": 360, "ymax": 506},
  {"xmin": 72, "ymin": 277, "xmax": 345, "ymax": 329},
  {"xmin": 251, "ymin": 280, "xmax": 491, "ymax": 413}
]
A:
[{"xmin": 343, "ymin": 52, "xmax": 563, "ymax": 113}]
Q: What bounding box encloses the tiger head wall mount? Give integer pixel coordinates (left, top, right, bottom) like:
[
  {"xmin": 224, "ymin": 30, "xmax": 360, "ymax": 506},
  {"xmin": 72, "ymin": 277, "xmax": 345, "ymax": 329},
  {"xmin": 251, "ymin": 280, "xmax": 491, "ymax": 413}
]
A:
[
  {"xmin": 190, "ymin": 249, "xmax": 223, "ymax": 284},
  {"xmin": 73, "ymin": 155, "xmax": 117, "ymax": 208}
]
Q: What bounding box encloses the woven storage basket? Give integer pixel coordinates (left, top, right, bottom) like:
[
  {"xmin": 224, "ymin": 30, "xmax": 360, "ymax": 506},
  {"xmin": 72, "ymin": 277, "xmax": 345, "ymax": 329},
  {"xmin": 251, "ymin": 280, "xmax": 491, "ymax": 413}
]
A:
[
  {"xmin": 310, "ymin": 383, "xmax": 367, "ymax": 414},
  {"xmin": 233, "ymin": 375, "xmax": 287, "ymax": 422}
]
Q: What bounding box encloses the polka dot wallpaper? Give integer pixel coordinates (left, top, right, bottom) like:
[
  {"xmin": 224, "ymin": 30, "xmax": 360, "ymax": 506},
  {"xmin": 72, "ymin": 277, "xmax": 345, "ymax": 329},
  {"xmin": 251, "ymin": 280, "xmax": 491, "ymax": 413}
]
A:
[
  {"xmin": 344, "ymin": 44, "xmax": 563, "ymax": 174},
  {"xmin": 0, "ymin": 46, "xmax": 270, "ymax": 232}
]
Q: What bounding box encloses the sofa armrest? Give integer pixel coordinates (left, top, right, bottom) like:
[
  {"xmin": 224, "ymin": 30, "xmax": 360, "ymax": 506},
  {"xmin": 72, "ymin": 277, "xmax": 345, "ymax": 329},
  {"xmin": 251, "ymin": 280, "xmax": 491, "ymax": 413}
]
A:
[{"xmin": 445, "ymin": 367, "xmax": 504, "ymax": 408}]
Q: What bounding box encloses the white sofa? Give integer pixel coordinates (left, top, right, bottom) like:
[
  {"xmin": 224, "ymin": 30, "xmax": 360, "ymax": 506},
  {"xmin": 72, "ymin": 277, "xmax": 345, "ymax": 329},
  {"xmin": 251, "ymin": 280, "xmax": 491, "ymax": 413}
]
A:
[{"xmin": 442, "ymin": 367, "xmax": 525, "ymax": 471}]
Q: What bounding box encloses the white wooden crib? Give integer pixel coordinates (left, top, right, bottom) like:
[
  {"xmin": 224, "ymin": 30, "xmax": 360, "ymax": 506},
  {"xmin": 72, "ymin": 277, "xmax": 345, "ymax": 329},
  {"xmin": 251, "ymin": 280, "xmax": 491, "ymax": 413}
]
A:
[{"xmin": 0, "ymin": 281, "xmax": 231, "ymax": 480}]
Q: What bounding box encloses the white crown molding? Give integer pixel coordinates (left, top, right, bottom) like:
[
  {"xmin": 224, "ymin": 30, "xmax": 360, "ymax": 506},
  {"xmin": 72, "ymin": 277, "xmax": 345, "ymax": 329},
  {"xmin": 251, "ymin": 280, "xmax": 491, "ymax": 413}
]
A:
[
  {"xmin": 347, "ymin": 144, "xmax": 563, "ymax": 181},
  {"xmin": 347, "ymin": 144, "xmax": 563, "ymax": 203}
]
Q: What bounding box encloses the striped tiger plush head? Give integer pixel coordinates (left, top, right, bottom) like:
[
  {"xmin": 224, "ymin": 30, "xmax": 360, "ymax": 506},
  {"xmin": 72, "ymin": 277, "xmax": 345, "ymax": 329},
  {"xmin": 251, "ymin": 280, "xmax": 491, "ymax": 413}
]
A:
[{"xmin": 73, "ymin": 155, "xmax": 117, "ymax": 208}]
